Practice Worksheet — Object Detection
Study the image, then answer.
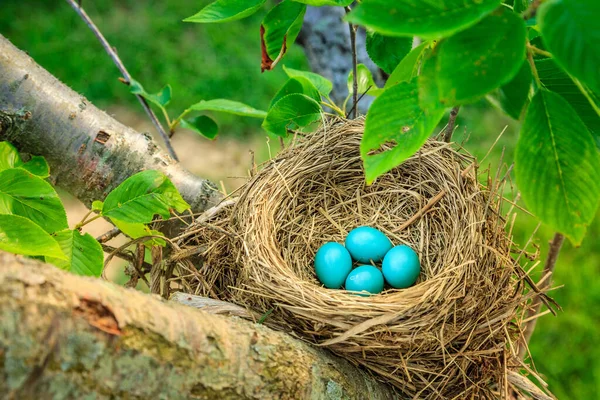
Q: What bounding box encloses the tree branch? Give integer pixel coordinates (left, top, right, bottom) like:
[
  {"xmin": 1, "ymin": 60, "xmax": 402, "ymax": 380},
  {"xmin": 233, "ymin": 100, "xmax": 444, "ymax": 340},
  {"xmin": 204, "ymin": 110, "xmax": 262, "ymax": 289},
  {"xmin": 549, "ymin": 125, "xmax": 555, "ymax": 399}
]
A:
[
  {"xmin": 0, "ymin": 35, "xmax": 220, "ymax": 213},
  {"xmin": 0, "ymin": 252, "xmax": 395, "ymax": 399},
  {"xmin": 297, "ymin": 7, "xmax": 383, "ymax": 113},
  {"xmin": 65, "ymin": 0, "xmax": 179, "ymax": 161},
  {"xmin": 443, "ymin": 106, "xmax": 461, "ymax": 142},
  {"xmin": 344, "ymin": 6, "xmax": 359, "ymax": 119},
  {"xmin": 519, "ymin": 232, "xmax": 565, "ymax": 360}
]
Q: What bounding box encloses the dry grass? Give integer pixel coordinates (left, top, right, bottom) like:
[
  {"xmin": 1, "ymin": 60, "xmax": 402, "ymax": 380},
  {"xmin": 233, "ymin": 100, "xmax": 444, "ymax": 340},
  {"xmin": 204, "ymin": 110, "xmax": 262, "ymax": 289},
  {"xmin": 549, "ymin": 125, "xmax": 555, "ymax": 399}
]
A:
[{"xmin": 172, "ymin": 118, "xmax": 553, "ymax": 399}]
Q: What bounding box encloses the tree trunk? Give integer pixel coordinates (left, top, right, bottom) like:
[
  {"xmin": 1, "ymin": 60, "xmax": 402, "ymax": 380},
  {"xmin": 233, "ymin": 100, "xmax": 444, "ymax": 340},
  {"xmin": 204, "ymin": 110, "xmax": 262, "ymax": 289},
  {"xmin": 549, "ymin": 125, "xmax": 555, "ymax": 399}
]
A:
[
  {"xmin": 298, "ymin": 7, "xmax": 384, "ymax": 114},
  {"xmin": 0, "ymin": 35, "xmax": 220, "ymax": 213},
  {"xmin": 0, "ymin": 252, "xmax": 395, "ymax": 399}
]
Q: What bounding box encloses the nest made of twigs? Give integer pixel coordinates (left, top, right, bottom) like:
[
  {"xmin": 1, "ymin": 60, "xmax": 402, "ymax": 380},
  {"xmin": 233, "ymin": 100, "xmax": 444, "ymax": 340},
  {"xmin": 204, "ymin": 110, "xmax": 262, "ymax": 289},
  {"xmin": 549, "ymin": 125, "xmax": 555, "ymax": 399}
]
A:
[{"xmin": 173, "ymin": 118, "xmax": 551, "ymax": 399}]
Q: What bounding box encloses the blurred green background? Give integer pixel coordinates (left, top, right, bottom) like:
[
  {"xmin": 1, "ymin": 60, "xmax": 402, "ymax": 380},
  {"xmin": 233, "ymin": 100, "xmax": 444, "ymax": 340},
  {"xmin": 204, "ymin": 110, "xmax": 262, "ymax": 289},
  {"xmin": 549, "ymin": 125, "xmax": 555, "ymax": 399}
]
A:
[{"xmin": 1, "ymin": 1, "xmax": 598, "ymax": 398}]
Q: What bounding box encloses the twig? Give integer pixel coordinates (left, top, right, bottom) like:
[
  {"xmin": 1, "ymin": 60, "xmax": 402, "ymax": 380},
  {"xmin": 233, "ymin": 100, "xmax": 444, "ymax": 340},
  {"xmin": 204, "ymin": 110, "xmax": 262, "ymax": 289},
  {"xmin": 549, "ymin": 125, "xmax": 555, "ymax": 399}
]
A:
[
  {"xmin": 345, "ymin": 6, "xmax": 358, "ymax": 119},
  {"xmin": 521, "ymin": 0, "xmax": 542, "ymax": 20},
  {"xmin": 519, "ymin": 232, "xmax": 564, "ymax": 360},
  {"xmin": 346, "ymin": 85, "xmax": 372, "ymax": 119},
  {"xmin": 65, "ymin": 0, "xmax": 179, "ymax": 161},
  {"xmin": 96, "ymin": 227, "xmax": 121, "ymax": 244},
  {"xmin": 101, "ymin": 243, "xmax": 152, "ymax": 284},
  {"xmin": 443, "ymin": 106, "xmax": 460, "ymax": 143}
]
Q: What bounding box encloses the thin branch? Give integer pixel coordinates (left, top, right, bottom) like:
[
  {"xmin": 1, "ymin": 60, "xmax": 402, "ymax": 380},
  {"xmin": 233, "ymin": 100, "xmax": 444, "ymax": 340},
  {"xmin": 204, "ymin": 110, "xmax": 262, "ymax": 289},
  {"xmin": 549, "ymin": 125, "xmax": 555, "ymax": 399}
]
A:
[
  {"xmin": 65, "ymin": 0, "xmax": 179, "ymax": 161},
  {"xmin": 346, "ymin": 86, "xmax": 373, "ymax": 119},
  {"xmin": 520, "ymin": 232, "xmax": 565, "ymax": 360},
  {"xmin": 443, "ymin": 106, "xmax": 461, "ymax": 142},
  {"xmin": 345, "ymin": 6, "xmax": 359, "ymax": 119},
  {"xmin": 521, "ymin": 0, "xmax": 542, "ymax": 20},
  {"xmin": 96, "ymin": 227, "xmax": 121, "ymax": 244}
]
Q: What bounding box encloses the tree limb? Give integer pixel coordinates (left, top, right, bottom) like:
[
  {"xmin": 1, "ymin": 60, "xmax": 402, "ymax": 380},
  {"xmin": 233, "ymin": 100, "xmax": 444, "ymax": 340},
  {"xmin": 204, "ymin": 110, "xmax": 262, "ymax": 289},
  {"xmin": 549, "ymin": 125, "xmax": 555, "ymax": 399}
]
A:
[
  {"xmin": 0, "ymin": 35, "xmax": 220, "ymax": 213},
  {"xmin": 0, "ymin": 252, "xmax": 395, "ymax": 399},
  {"xmin": 64, "ymin": 0, "xmax": 179, "ymax": 160}
]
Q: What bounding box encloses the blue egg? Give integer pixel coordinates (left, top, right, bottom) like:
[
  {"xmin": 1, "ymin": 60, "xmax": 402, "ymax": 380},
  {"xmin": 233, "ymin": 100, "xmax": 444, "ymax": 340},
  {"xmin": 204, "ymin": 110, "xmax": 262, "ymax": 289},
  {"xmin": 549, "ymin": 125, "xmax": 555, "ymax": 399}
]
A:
[
  {"xmin": 345, "ymin": 226, "xmax": 393, "ymax": 263},
  {"xmin": 345, "ymin": 265, "xmax": 384, "ymax": 296},
  {"xmin": 382, "ymin": 245, "xmax": 420, "ymax": 289},
  {"xmin": 314, "ymin": 242, "xmax": 353, "ymax": 289}
]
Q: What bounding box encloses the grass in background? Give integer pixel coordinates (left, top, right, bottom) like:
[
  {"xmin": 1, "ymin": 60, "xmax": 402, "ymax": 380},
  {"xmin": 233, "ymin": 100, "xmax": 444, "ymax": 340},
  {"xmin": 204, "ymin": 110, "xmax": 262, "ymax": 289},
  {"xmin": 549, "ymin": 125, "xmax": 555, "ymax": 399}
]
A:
[{"xmin": 2, "ymin": 3, "xmax": 599, "ymax": 398}]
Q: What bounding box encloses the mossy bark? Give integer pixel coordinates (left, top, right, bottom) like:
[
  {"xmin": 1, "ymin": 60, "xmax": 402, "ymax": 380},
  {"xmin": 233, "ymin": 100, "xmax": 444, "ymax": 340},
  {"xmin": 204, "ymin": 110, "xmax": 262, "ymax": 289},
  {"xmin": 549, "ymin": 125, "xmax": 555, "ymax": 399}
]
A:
[
  {"xmin": 0, "ymin": 252, "xmax": 395, "ymax": 400},
  {"xmin": 0, "ymin": 35, "xmax": 220, "ymax": 213}
]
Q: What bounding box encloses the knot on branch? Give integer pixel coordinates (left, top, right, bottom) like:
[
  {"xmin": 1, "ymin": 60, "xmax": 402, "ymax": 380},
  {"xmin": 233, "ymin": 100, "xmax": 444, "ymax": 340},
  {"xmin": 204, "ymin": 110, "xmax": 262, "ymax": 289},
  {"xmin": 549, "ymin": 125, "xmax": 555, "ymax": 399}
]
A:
[{"xmin": 0, "ymin": 109, "xmax": 31, "ymax": 141}]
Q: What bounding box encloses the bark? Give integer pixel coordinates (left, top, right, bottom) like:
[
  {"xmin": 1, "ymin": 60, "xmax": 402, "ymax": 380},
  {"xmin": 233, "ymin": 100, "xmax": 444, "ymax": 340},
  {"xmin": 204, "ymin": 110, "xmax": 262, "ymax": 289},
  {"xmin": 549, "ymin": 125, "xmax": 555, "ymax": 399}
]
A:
[
  {"xmin": 0, "ymin": 252, "xmax": 395, "ymax": 399},
  {"xmin": 0, "ymin": 35, "xmax": 220, "ymax": 213},
  {"xmin": 298, "ymin": 7, "xmax": 384, "ymax": 114}
]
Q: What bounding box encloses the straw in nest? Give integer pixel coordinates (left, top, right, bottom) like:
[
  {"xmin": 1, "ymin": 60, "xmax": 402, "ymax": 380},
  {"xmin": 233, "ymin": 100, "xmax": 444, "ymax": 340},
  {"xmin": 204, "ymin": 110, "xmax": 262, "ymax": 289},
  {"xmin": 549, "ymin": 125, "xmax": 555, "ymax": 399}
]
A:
[{"xmin": 174, "ymin": 118, "xmax": 552, "ymax": 399}]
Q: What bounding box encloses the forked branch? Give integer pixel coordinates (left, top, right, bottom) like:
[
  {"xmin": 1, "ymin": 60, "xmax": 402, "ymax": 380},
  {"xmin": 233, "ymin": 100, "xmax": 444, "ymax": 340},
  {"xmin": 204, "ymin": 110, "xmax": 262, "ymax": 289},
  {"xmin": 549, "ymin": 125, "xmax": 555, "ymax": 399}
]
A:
[{"xmin": 65, "ymin": 0, "xmax": 178, "ymax": 161}]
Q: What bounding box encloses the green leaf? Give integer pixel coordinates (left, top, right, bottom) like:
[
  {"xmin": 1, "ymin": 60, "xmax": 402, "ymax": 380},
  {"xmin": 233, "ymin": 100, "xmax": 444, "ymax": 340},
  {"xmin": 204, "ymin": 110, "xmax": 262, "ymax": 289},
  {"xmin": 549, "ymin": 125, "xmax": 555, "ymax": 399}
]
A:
[
  {"xmin": 269, "ymin": 77, "xmax": 321, "ymax": 109},
  {"xmin": 0, "ymin": 214, "xmax": 66, "ymax": 259},
  {"xmin": 0, "ymin": 143, "xmax": 49, "ymax": 177},
  {"xmin": 0, "ymin": 142, "xmax": 21, "ymax": 172},
  {"xmin": 262, "ymin": 1, "xmax": 306, "ymax": 61},
  {"xmin": 181, "ymin": 116, "xmax": 219, "ymax": 140},
  {"xmin": 385, "ymin": 42, "xmax": 429, "ymax": 89},
  {"xmin": 347, "ymin": 64, "xmax": 378, "ymax": 96},
  {"xmin": 539, "ymin": 0, "xmax": 600, "ymax": 93},
  {"xmin": 513, "ymin": 0, "xmax": 530, "ymax": 14},
  {"xmin": 418, "ymin": 50, "xmax": 444, "ymax": 111},
  {"xmin": 291, "ymin": 0, "xmax": 352, "ymax": 5},
  {"xmin": 262, "ymin": 93, "xmax": 322, "ymax": 136},
  {"xmin": 361, "ymin": 80, "xmax": 445, "ymax": 184},
  {"xmin": 184, "ymin": 0, "xmax": 266, "ymax": 23},
  {"xmin": 45, "ymin": 229, "xmax": 104, "ymax": 277},
  {"xmin": 0, "ymin": 168, "xmax": 68, "ymax": 234},
  {"xmin": 536, "ymin": 58, "xmax": 600, "ymax": 143},
  {"xmin": 109, "ymin": 218, "xmax": 166, "ymax": 247},
  {"xmin": 283, "ymin": 66, "xmax": 333, "ymax": 96},
  {"xmin": 188, "ymin": 99, "xmax": 267, "ymax": 118},
  {"xmin": 129, "ymin": 79, "xmax": 172, "ymax": 108},
  {"xmin": 366, "ymin": 31, "xmax": 412, "ymax": 74},
  {"xmin": 487, "ymin": 60, "xmax": 532, "ymax": 119},
  {"xmin": 91, "ymin": 200, "xmax": 104, "ymax": 212},
  {"xmin": 515, "ymin": 89, "xmax": 600, "ymax": 245},
  {"xmin": 102, "ymin": 171, "xmax": 190, "ymax": 224},
  {"xmin": 427, "ymin": 8, "xmax": 527, "ymax": 105},
  {"xmin": 346, "ymin": 0, "xmax": 503, "ymax": 39},
  {"xmin": 21, "ymin": 156, "xmax": 50, "ymax": 178}
]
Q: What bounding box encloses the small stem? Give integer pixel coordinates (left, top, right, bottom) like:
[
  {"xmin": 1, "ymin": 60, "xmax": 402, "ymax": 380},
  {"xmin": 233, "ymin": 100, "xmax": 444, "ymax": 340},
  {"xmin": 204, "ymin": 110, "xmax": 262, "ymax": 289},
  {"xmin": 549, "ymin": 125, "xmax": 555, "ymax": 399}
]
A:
[
  {"xmin": 526, "ymin": 43, "xmax": 552, "ymax": 59},
  {"xmin": 161, "ymin": 107, "xmax": 172, "ymax": 129},
  {"xmin": 171, "ymin": 109, "xmax": 192, "ymax": 133},
  {"xmin": 345, "ymin": 6, "xmax": 359, "ymax": 119},
  {"xmin": 75, "ymin": 209, "xmax": 94, "ymax": 230},
  {"xmin": 519, "ymin": 232, "xmax": 564, "ymax": 360},
  {"xmin": 321, "ymin": 101, "xmax": 345, "ymax": 117},
  {"xmin": 75, "ymin": 214, "xmax": 102, "ymax": 230},
  {"xmin": 443, "ymin": 106, "xmax": 460, "ymax": 143},
  {"xmin": 526, "ymin": 45, "xmax": 542, "ymax": 88},
  {"xmin": 65, "ymin": 0, "xmax": 179, "ymax": 161}
]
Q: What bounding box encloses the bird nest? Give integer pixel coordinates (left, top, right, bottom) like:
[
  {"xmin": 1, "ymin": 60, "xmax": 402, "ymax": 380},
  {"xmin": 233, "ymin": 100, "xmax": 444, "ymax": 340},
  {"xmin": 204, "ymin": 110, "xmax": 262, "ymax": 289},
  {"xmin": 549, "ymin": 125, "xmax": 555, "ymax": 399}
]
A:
[{"xmin": 172, "ymin": 118, "xmax": 552, "ymax": 399}]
